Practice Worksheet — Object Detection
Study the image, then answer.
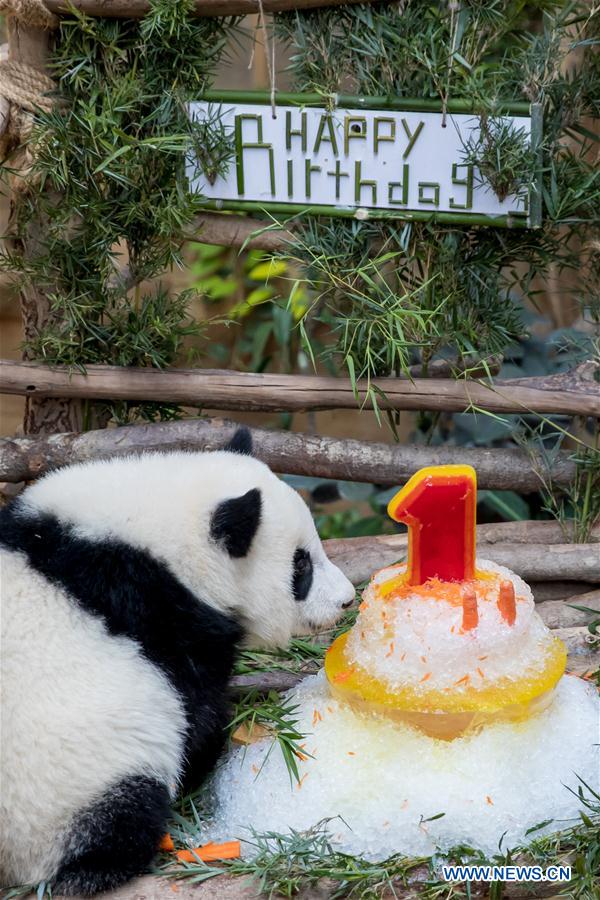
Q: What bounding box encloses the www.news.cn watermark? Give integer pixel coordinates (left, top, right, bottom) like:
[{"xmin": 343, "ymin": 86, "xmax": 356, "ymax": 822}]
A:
[{"xmin": 441, "ymin": 864, "xmax": 572, "ymax": 883}]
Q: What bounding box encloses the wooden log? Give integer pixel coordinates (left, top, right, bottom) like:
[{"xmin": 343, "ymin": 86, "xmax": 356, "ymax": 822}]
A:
[
  {"xmin": 1, "ymin": 360, "xmax": 598, "ymax": 417},
  {"xmin": 536, "ymin": 590, "xmax": 600, "ymax": 629},
  {"xmin": 0, "ymin": 414, "xmax": 577, "ymax": 491},
  {"xmin": 187, "ymin": 212, "xmax": 295, "ymax": 252},
  {"xmin": 323, "ymin": 531, "xmax": 600, "ymax": 585},
  {"xmin": 5, "ymin": 24, "xmax": 85, "ymax": 436},
  {"xmin": 44, "ymin": 0, "xmax": 384, "ymax": 18},
  {"xmin": 528, "ymin": 580, "xmax": 597, "ymax": 602}
]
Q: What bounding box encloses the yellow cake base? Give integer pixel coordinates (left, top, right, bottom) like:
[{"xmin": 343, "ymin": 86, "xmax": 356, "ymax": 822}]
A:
[{"xmin": 325, "ymin": 631, "xmax": 567, "ymax": 740}]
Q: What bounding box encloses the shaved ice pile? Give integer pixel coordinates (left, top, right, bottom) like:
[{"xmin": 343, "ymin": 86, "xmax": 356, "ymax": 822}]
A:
[
  {"xmin": 201, "ymin": 558, "xmax": 599, "ymax": 860},
  {"xmin": 205, "ymin": 673, "xmax": 598, "ymax": 859}
]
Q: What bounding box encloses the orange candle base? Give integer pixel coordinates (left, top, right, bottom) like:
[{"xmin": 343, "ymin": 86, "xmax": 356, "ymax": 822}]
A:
[{"xmin": 325, "ymin": 630, "xmax": 567, "ymax": 741}]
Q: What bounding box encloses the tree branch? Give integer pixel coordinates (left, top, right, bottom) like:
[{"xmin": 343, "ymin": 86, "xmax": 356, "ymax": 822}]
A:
[
  {"xmin": 45, "ymin": 0, "xmax": 384, "ymax": 17},
  {"xmin": 0, "ymin": 414, "xmax": 576, "ymax": 491},
  {"xmin": 1, "ymin": 360, "xmax": 598, "ymax": 416}
]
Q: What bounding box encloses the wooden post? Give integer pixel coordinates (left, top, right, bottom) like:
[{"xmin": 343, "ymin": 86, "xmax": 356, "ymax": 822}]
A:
[{"xmin": 5, "ymin": 17, "xmax": 84, "ymax": 435}]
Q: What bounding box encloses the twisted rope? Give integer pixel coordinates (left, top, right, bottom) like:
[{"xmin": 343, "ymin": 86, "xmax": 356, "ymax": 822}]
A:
[
  {"xmin": 0, "ymin": 0, "xmax": 60, "ymax": 183},
  {"xmin": 0, "ymin": 0, "xmax": 58, "ymax": 29},
  {"xmin": 0, "ymin": 60, "xmax": 55, "ymax": 116}
]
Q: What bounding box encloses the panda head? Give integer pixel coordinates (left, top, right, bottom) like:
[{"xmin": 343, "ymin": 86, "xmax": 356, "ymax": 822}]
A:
[
  {"xmin": 202, "ymin": 428, "xmax": 355, "ymax": 646},
  {"xmin": 19, "ymin": 428, "xmax": 355, "ymax": 649}
]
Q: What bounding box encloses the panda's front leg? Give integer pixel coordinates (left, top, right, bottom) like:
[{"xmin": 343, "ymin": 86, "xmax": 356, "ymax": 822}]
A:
[
  {"xmin": 179, "ymin": 694, "xmax": 233, "ymax": 794},
  {"xmin": 53, "ymin": 775, "xmax": 171, "ymax": 896}
]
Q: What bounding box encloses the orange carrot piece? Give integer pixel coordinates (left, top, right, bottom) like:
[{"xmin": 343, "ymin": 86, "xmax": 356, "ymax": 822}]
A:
[
  {"xmin": 159, "ymin": 833, "xmax": 175, "ymax": 852},
  {"xmin": 461, "ymin": 587, "xmax": 478, "ymax": 631},
  {"xmin": 385, "ymin": 641, "xmax": 395, "ymax": 658},
  {"xmin": 497, "ymin": 580, "xmax": 516, "ymax": 626},
  {"xmin": 420, "ymin": 672, "xmax": 431, "ymax": 682},
  {"xmin": 476, "ymin": 667, "xmax": 485, "ymax": 679},
  {"xmin": 454, "ymin": 674, "xmax": 470, "ymax": 686},
  {"xmin": 176, "ymin": 841, "xmax": 241, "ymax": 863},
  {"xmin": 486, "ymin": 796, "xmax": 494, "ymax": 806}
]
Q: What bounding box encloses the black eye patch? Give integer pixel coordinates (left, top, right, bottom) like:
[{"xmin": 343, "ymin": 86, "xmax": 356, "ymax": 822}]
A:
[{"xmin": 292, "ymin": 548, "xmax": 313, "ymax": 602}]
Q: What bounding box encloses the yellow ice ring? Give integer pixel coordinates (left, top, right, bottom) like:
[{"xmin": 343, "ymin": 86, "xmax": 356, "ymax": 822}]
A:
[{"xmin": 325, "ymin": 631, "xmax": 567, "ymax": 741}]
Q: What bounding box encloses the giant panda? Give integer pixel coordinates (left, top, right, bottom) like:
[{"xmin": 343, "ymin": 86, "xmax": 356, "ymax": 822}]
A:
[{"xmin": 0, "ymin": 428, "xmax": 355, "ymax": 895}]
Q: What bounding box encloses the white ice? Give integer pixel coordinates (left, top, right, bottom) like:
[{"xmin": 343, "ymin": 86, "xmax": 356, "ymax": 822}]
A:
[
  {"xmin": 204, "ymin": 672, "xmax": 599, "ymax": 860},
  {"xmin": 346, "ymin": 560, "xmax": 557, "ymax": 690}
]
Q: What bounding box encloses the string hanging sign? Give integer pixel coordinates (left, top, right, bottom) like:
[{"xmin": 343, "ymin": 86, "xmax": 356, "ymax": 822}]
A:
[{"xmin": 187, "ymin": 93, "xmax": 542, "ymax": 228}]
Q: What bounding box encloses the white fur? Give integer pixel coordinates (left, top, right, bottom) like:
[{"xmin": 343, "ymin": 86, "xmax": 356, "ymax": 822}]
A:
[
  {"xmin": 17, "ymin": 451, "xmax": 355, "ymax": 645},
  {"xmin": 0, "ymin": 450, "xmax": 354, "ymax": 887},
  {"xmin": 0, "ymin": 550, "xmax": 187, "ymax": 886}
]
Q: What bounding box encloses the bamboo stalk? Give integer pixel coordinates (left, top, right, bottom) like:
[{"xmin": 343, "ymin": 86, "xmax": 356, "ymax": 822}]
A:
[
  {"xmin": 0, "ymin": 414, "xmax": 574, "ymax": 490},
  {"xmin": 1, "ymin": 360, "xmax": 598, "ymax": 417},
  {"xmin": 44, "ymin": 0, "xmax": 384, "ymax": 17}
]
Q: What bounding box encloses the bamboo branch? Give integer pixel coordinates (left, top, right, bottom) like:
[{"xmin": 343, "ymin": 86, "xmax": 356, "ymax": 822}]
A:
[
  {"xmin": 1, "ymin": 360, "xmax": 598, "ymax": 416},
  {"xmin": 44, "ymin": 0, "xmax": 384, "ymax": 17},
  {"xmin": 0, "ymin": 414, "xmax": 576, "ymax": 490}
]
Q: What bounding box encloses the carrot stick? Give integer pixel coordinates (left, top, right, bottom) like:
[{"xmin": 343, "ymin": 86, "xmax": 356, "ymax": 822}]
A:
[
  {"xmin": 176, "ymin": 841, "xmax": 241, "ymax": 863},
  {"xmin": 497, "ymin": 580, "xmax": 516, "ymax": 626},
  {"xmin": 159, "ymin": 833, "xmax": 175, "ymax": 852},
  {"xmin": 461, "ymin": 587, "xmax": 478, "ymax": 631}
]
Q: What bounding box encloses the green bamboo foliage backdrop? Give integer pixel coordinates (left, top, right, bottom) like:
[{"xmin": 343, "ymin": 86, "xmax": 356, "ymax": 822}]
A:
[{"xmin": 1, "ymin": 0, "xmax": 599, "ymax": 430}]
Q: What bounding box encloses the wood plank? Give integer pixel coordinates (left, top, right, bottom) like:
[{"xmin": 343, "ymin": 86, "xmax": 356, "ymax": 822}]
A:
[{"xmin": 1, "ymin": 360, "xmax": 598, "ymax": 416}]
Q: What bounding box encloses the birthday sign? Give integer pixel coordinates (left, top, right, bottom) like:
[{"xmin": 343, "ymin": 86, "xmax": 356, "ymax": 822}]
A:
[{"xmin": 188, "ymin": 95, "xmax": 540, "ymax": 227}]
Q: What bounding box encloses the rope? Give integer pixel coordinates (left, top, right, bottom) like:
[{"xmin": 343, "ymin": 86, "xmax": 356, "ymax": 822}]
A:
[
  {"xmin": 0, "ymin": 0, "xmax": 58, "ymax": 29},
  {"xmin": 0, "ymin": 1, "xmax": 60, "ymax": 178},
  {"xmin": 0, "ymin": 60, "xmax": 55, "ymax": 116},
  {"xmin": 257, "ymin": 0, "xmax": 277, "ymax": 118},
  {"xmin": 442, "ymin": 0, "xmax": 460, "ymax": 127}
]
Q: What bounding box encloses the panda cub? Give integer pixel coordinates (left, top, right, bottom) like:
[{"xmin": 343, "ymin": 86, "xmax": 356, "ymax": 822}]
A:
[{"xmin": 0, "ymin": 428, "xmax": 354, "ymax": 895}]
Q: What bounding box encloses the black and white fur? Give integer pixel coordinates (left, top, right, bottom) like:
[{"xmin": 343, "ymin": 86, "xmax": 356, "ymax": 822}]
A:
[{"xmin": 0, "ymin": 430, "xmax": 354, "ymax": 894}]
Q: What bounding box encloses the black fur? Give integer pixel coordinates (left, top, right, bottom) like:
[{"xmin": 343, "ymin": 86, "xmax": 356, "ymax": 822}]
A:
[
  {"xmin": 210, "ymin": 487, "xmax": 262, "ymax": 558},
  {"xmin": 292, "ymin": 548, "xmax": 313, "ymax": 601},
  {"xmin": 0, "ymin": 502, "xmax": 243, "ymax": 785},
  {"xmin": 54, "ymin": 775, "xmax": 170, "ymax": 896},
  {"xmin": 225, "ymin": 426, "xmax": 253, "ymax": 456}
]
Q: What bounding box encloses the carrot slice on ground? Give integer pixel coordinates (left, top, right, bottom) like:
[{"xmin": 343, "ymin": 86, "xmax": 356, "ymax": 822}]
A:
[
  {"xmin": 176, "ymin": 841, "xmax": 241, "ymax": 863},
  {"xmin": 159, "ymin": 833, "xmax": 175, "ymax": 852}
]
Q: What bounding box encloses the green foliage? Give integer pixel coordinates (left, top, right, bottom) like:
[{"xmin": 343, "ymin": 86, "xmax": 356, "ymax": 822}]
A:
[
  {"xmin": 276, "ymin": 1, "xmax": 600, "ymax": 389},
  {"xmin": 229, "ymin": 690, "xmax": 309, "ymax": 785},
  {"xmin": 1, "ymin": 0, "xmax": 237, "ymax": 422},
  {"xmin": 189, "ymin": 242, "xmax": 309, "ymax": 373},
  {"xmin": 460, "ymin": 113, "xmax": 537, "ymax": 202}
]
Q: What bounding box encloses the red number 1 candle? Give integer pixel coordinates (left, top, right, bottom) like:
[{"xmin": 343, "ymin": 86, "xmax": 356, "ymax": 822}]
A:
[{"xmin": 387, "ymin": 465, "xmax": 477, "ymax": 585}]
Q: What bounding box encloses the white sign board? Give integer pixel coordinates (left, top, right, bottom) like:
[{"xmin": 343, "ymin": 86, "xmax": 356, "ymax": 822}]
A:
[{"xmin": 188, "ymin": 98, "xmax": 536, "ymax": 225}]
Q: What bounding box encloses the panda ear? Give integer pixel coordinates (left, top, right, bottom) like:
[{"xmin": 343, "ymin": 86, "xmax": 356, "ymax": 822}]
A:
[
  {"xmin": 210, "ymin": 488, "xmax": 262, "ymax": 558},
  {"xmin": 224, "ymin": 427, "xmax": 253, "ymax": 456}
]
